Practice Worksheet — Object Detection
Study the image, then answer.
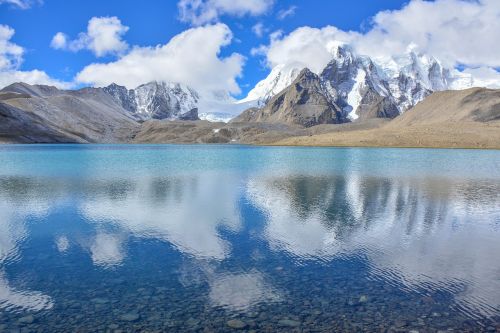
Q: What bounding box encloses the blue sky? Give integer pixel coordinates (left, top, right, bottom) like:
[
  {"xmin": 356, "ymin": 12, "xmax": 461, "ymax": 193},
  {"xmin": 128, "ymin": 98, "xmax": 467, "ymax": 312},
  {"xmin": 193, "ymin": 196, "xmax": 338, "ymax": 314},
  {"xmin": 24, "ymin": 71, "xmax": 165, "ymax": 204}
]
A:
[{"xmin": 0, "ymin": 0, "xmax": 499, "ymax": 96}]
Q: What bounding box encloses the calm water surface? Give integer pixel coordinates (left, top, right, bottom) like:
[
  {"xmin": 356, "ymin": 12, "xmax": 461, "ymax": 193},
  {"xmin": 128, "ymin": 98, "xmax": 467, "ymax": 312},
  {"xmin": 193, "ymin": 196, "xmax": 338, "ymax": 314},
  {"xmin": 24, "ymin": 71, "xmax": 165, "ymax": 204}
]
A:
[{"xmin": 0, "ymin": 145, "xmax": 499, "ymax": 332}]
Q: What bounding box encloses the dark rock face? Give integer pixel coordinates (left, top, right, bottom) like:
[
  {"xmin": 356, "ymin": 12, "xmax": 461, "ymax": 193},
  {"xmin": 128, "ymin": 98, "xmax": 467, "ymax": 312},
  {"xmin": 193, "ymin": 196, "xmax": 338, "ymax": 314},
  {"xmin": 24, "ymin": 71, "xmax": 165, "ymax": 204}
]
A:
[
  {"xmin": 320, "ymin": 46, "xmax": 359, "ymax": 88},
  {"xmin": 319, "ymin": 51, "xmax": 403, "ymax": 120},
  {"xmin": 102, "ymin": 83, "xmax": 137, "ymax": 113},
  {"xmin": 178, "ymin": 108, "xmax": 199, "ymax": 121},
  {"xmin": 356, "ymin": 89, "xmax": 400, "ymax": 120},
  {"xmin": 234, "ymin": 69, "xmax": 344, "ymax": 127}
]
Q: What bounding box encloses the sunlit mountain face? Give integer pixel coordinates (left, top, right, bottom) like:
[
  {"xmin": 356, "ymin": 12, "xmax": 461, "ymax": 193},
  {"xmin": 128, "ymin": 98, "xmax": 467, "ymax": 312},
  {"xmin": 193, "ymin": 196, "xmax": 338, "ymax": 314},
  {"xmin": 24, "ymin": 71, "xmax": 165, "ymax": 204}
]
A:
[{"xmin": 0, "ymin": 145, "xmax": 499, "ymax": 331}]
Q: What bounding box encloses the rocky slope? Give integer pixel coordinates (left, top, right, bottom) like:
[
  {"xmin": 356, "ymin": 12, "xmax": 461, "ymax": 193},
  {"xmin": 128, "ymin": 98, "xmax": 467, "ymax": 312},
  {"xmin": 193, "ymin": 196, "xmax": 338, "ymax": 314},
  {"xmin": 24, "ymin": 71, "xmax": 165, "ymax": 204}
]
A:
[
  {"xmin": 274, "ymin": 88, "xmax": 500, "ymax": 149},
  {"xmin": 233, "ymin": 69, "xmax": 344, "ymax": 127},
  {"xmin": 0, "ymin": 83, "xmax": 139, "ymax": 143},
  {"xmin": 387, "ymin": 87, "xmax": 500, "ymax": 126},
  {"xmin": 241, "ymin": 45, "xmax": 473, "ymax": 123}
]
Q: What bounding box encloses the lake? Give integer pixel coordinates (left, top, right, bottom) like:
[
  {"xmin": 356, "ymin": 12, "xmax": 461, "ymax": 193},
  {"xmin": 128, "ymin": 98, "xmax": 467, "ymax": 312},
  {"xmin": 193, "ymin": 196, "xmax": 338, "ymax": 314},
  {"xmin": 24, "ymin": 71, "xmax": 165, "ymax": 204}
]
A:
[{"xmin": 0, "ymin": 145, "xmax": 499, "ymax": 332}]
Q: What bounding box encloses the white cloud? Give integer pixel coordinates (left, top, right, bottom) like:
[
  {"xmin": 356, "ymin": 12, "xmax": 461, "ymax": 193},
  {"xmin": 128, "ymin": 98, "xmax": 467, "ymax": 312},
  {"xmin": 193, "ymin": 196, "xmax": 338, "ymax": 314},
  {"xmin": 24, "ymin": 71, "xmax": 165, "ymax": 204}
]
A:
[
  {"xmin": 0, "ymin": 0, "xmax": 41, "ymax": 9},
  {"xmin": 178, "ymin": 0, "xmax": 274, "ymax": 26},
  {"xmin": 277, "ymin": 5, "xmax": 297, "ymax": 20},
  {"xmin": 356, "ymin": 0, "xmax": 500, "ymax": 67},
  {"xmin": 0, "ymin": 70, "xmax": 69, "ymax": 89},
  {"xmin": 260, "ymin": 26, "xmax": 356, "ymax": 73},
  {"xmin": 0, "ymin": 25, "xmax": 23, "ymax": 70},
  {"xmin": 0, "ymin": 24, "xmax": 69, "ymax": 89},
  {"xmin": 255, "ymin": 0, "xmax": 500, "ymax": 81},
  {"xmin": 76, "ymin": 23, "xmax": 244, "ymax": 95},
  {"xmin": 252, "ymin": 22, "xmax": 266, "ymax": 38},
  {"xmin": 51, "ymin": 16, "xmax": 129, "ymax": 57},
  {"xmin": 50, "ymin": 32, "xmax": 67, "ymax": 49},
  {"xmin": 464, "ymin": 67, "xmax": 500, "ymax": 89}
]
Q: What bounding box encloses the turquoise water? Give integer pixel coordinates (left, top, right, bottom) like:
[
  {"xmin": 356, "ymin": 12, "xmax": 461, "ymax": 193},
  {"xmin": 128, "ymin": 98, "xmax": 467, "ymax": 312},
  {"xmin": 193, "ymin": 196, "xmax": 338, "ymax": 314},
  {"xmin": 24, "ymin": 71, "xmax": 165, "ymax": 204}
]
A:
[{"xmin": 0, "ymin": 145, "xmax": 499, "ymax": 332}]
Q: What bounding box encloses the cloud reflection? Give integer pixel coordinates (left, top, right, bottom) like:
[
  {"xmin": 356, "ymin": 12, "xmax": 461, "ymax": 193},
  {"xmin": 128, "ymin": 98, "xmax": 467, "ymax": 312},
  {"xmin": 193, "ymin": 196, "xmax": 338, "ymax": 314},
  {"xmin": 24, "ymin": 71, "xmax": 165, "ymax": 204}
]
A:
[
  {"xmin": 177, "ymin": 261, "xmax": 281, "ymax": 311},
  {"xmin": 90, "ymin": 232, "xmax": 125, "ymax": 268},
  {"xmin": 0, "ymin": 272, "xmax": 53, "ymax": 312},
  {"xmin": 208, "ymin": 270, "xmax": 281, "ymax": 311},
  {"xmin": 0, "ymin": 169, "xmax": 498, "ymax": 318},
  {"xmin": 80, "ymin": 174, "xmax": 242, "ymax": 261},
  {"xmin": 247, "ymin": 173, "xmax": 500, "ymax": 317},
  {"xmin": 0, "ymin": 196, "xmax": 54, "ymax": 312}
]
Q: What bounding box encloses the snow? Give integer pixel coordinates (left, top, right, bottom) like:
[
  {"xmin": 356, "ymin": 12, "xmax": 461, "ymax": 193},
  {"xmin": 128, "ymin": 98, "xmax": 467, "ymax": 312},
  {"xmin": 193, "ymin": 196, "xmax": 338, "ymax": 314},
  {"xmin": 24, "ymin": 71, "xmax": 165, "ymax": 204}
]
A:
[
  {"xmin": 198, "ymin": 96, "xmax": 256, "ymax": 122},
  {"xmin": 199, "ymin": 112, "xmax": 233, "ymax": 123},
  {"xmin": 449, "ymin": 70, "xmax": 474, "ymax": 90},
  {"xmin": 240, "ymin": 64, "xmax": 302, "ymax": 106},
  {"xmin": 346, "ymin": 69, "xmax": 366, "ymax": 120},
  {"xmin": 133, "ymin": 81, "xmax": 198, "ymax": 118}
]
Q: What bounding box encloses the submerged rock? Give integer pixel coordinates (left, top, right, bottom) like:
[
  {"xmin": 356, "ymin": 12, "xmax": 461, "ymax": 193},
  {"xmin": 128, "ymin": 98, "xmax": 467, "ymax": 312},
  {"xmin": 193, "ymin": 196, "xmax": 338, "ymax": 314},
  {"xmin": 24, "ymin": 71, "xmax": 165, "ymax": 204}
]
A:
[
  {"xmin": 278, "ymin": 319, "xmax": 301, "ymax": 327},
  {"xmin": 91, "ymin": 298, "xmax": 110, "ymax": 304},
  {"xmin": 120, "ymin": 312, "xmax": 140, "ymax": 322},
  {"xmin": 226, "ymin": 319, "xmax": 247, "ymax": 329},
  {"xmin": 359, "ymin": 295, "xmax": 369, "ymax": 303},
  {"xmin": 18, "ymin": 315, "xmax": 35, "ymax": 324}
]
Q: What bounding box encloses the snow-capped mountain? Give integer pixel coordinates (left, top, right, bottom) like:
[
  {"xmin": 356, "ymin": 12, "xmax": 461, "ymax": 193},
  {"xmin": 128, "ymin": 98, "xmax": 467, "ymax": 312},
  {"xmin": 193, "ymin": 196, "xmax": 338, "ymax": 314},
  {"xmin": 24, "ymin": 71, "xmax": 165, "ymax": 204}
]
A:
[
  {"xmin": 103, "ymin": 82, "xmax": 200, "ymax": 121},
  {"xmin": 233, "ymin": 68, "xmax": 345, "ymax": 127},
  {"xmin": 239, "ymin": 64, "xmax": 303, "ymax": 107},
  {"xmin": 99, "ymin": 45, "xmax": 481, "ymax": 123},
  {"xmin": 241, "ymin": 45, "xmax": 474, "ymax": 121},
  {"xmin": 102, "ymin": 82, "xmax": 250, "ymax": 123}
]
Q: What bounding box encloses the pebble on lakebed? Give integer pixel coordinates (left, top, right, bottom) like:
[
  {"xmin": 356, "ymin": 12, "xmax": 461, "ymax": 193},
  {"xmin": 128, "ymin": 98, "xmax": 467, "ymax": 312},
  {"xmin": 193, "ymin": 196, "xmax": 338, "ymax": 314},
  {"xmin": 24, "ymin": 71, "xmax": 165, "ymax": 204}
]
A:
[
  {"xmin": 226, "ymin": 319, "xmax": 247, "ymax": 329},
  {"xmin": 18, "ymin": 315, "xmax": 35, "ymax": 324},
  {"xmin": 278, "ymin": 319, "xmax": 301, "ymax": 327},
  {"xmin": 119, "ymin": 313, "xmax": 140, "ymax": 322}
]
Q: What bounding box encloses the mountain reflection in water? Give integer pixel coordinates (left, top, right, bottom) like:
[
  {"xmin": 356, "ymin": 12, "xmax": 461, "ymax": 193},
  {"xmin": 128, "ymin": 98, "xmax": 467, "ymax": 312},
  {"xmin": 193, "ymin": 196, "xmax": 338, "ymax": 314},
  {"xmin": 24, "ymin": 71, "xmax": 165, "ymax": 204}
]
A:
[{"xmin": 0, "ymin": 146, "xmax": 498, "ymax": 331}]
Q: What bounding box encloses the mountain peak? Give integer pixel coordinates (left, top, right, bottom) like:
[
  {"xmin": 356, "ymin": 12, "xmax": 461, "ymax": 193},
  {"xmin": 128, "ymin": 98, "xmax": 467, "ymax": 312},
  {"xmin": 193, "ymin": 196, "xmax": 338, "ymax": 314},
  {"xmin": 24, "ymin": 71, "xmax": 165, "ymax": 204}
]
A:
[
  {"xmin": 103, "ymin": 80, "xmax": 199, "ymax": 121},
  {"xmin": 234, "ymin": 65, "xmax": 343, "ymax": 127},
  {"xmin": 105, "ymin": 82, "xmax": 126, "ymax": 89},
  {"xmin": 296, "ymin": 68, "xmax": 316, "ymax": 80}
]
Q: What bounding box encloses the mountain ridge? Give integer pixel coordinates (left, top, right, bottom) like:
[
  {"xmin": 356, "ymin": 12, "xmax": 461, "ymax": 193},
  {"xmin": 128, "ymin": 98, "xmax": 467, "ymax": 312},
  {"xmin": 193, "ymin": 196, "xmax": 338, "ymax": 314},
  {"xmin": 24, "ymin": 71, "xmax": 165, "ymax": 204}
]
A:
[
  {"xmin": 2, "ymin": 81, "xmax": 201, "ymax": 121},
  {"xmin": 241, "ymin": 45, "xmax": 475, "ymax": 123},
  {"xmin": 0, "ymin": 83, "xmax": 499, "ymax": 148}
]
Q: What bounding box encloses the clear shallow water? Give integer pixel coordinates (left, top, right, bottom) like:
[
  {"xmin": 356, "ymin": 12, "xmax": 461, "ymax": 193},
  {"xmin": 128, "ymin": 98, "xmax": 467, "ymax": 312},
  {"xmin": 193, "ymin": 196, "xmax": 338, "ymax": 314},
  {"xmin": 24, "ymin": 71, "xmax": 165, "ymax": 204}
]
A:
[{"xmin": 0, "ymin": 145, "xmax": 499, "ymax": 332}]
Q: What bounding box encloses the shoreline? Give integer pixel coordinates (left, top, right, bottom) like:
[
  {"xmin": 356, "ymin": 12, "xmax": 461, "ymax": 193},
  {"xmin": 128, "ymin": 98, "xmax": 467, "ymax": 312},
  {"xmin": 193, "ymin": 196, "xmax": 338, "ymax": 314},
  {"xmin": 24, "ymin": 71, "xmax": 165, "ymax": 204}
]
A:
[
  {"xmin": 1, "ymin": 141, "xmax": 499, "ymax": 150},
  {"xmin": 263, "ymin": 142, "xmax": 500, "ymax": 150}
]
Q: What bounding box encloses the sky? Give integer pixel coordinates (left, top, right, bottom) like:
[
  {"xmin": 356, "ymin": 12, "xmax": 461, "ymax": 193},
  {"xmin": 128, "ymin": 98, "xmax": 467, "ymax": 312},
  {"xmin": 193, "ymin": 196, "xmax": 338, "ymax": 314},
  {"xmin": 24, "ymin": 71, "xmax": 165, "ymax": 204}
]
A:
[{"xmin": 0, "ymin": 0, "xmax": 499, "ymax": 98}]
